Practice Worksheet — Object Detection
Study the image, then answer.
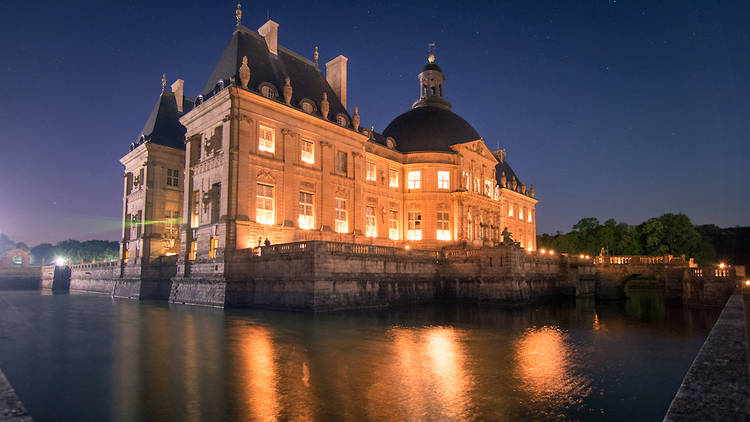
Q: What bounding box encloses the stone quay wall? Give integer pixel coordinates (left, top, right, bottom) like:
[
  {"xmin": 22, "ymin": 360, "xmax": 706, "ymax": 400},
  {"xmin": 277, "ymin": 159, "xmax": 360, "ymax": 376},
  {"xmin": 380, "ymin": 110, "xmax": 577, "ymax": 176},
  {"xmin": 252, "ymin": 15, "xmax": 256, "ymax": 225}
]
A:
[
  {"xmin": 594, "ymin": 255, "xmax": 690, "ymax": 300},
  {"xmin": 171, "ymin": 241, "xmax": 440, "ymax": 311},
  {"xmin": 0, "ymin": 268, "xmax": 40, "ymax": 290}
]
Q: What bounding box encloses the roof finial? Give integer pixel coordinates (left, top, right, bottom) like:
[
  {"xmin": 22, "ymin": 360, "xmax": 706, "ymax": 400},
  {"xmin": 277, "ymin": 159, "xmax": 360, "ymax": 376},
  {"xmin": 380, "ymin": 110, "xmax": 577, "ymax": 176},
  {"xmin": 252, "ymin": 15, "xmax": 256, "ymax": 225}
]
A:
[
  {"xmin": 161, "ymin": 73, "xmax": 166, "ymax": 91},
  {"xmin": 427, "ymin": 41, "xmax": 436, "ymax": 63},
  {"xmin": 313, "ymin": 46, "xmax": 319, "ymax": 66},
  {"xmin": 236, "ymin": 2, "xmax": 242, "ymax": 27}
]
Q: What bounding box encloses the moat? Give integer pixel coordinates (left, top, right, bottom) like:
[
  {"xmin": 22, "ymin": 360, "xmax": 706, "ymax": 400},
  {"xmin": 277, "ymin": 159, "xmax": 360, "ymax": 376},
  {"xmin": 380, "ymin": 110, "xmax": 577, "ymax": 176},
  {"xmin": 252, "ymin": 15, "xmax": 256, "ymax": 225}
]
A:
[{"xmin": 0, "ymin": 290, "xmax": 719, "ymax": 421}]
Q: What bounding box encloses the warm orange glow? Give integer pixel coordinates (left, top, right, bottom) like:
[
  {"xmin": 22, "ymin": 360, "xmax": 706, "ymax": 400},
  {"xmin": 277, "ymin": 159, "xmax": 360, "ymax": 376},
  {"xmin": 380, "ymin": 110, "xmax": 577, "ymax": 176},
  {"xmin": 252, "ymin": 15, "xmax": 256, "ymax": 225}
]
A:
[
  {"xmin": 527, "ymin": 247, "xmax": 533, "ymax": 253},
  {"xmin": 237, "ymin": 325, "xmax": 280, "ymax": 420},
  {"xmin": 405, "ymin": 245, "xmax": 410, "ymax": 250},
  {"xmin": 745, "ymin": 280, "xmax": 750, "ymax": 286},
  {"xmin": 585, "ymin": 255, "xmax": 590, "ymax": 259},
  {"xmin": 540, "ymin": 248, "xmax": 546, "ymax": 254},
  {"xmin": 515, "ymin": 327, "xmax": 591, "ymax": 405},
  {"xmin": 579, "ymin": 254, "xmax": 585, "ymax": 259},
  {"xmin": 549, "ymin": 250, "xmax": 555, "ymax": 255},
  {"xmin": 719, "ymin": 263, "xmax": 726, "ymax": 269}
]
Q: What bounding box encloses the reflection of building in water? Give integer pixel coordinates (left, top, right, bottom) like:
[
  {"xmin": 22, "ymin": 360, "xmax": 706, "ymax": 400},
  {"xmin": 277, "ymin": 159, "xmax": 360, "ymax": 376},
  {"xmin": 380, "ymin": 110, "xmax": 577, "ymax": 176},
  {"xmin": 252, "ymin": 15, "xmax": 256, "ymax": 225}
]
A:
[
  {"xmin": 514, "ymin": 327, "xmax": 591, "ymax": 409},
  {"xmin": 366, "ymin": 327, "xmax": 472, "ymax": 420}
]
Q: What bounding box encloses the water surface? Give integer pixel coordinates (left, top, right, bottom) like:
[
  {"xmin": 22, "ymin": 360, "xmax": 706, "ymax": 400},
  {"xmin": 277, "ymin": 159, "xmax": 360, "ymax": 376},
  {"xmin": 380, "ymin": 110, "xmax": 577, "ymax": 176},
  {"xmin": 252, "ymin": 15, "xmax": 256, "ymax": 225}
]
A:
[{"xmin": 0, "ymin": 290, "xmax": 718, "ymax": 421}]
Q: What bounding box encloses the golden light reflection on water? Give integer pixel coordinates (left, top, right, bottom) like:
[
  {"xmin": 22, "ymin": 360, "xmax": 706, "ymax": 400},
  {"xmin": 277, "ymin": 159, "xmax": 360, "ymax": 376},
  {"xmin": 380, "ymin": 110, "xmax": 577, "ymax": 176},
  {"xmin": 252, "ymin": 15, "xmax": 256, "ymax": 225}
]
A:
[
  {"xmin": 367, "ymin": 326, "xmax": 473, "ymax": 420},
  {"xmin": 236, "ymin": 325, "xmax": 280, "ymax": 421},
  {"xmin": 515, "ymin": 326, "xmax": 591, "ymax": 410}
]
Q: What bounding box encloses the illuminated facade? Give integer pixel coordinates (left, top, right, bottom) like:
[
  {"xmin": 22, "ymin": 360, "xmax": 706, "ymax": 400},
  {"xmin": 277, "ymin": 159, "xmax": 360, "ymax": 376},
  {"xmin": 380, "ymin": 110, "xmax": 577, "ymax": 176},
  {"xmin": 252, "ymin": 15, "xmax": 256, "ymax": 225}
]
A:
[{"xmin": 119, "ymin": 17, "xmax": 538, "ymax": 269}]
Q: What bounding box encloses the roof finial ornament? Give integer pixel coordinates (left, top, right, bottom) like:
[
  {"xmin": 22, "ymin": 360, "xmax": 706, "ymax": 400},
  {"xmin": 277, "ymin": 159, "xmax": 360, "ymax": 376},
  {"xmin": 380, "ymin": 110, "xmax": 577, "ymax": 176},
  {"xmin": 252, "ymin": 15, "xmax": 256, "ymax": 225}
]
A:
[
  {"xmin": 238, "ymin": 56, "xmax": 250, "ymax": 88},
  {"xmin": 161, "ymin": 73, "xmax": 167, "ymax": 91},
  {"xmin": 283, "ymin": 76, "xmax": 292, "ymax": 105},
  {"xmin": 427, "ymin": 41, "xmax": 436, "ymax": 63},
  {"xmin": 313, "ymin": 46, "xmax": 319, "ymax": 66},
  {"xmin": 352, "ymin": 106, "xmax": 360, "ymax": 131},
  {"xmin": 320, "ymin": 92, "xmax": 329, "ymax": 119},
  {"xmin": 235, "ymin": 3, "xmax": 242, "ymax": 27}
]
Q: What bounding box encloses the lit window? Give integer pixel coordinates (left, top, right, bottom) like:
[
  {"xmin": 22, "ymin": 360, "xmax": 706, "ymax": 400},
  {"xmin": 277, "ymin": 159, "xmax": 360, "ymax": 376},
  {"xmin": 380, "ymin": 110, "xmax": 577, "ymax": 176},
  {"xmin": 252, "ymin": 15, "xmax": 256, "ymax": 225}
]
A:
[
  {"xmin": 366, "ymin": 162, "xmax": 377, "ymax": 181},
  {"xmin": 473, "ymin": 177, "xmax": 480, "ymax": 193},
  {"xmin": 301, "ymin": 140, "xmax": 314, "ymax": 164},
  {"xmin": 389, "ymin": 210, "xmax": 399, "ymax": 240},
  {"xmin": 167, "ymin": 168, "xmax": 179, "ymax": 187},
  {"xmin": 494, "ymin": 186, "xmax": 500, "ymax": 201},
  {"xmin": 191, "ymin": 190, "xmax": 200, "ymax": 227},
  {"xmin": 335, "ymin": 198, "xmax": 348, "ymax": 233},
  {"xmin": 208, "ymin": 237, "xmax": 218, "ymax": 259},
  {"xmin": 188, "ymin": 241, "xmax": 197, "ymax": 260},
  {"xmin": 520, "ymin": 208, "xmax": 525, "ymax": 220},
  {"xmin": 123, "ymin": 250, "xmax": 129, "ymax": 264},
  {"xmin": 408, "ymin": 171, "xmax": 421, "ymax": 189},
  {"xmin": 299, "ymin": 192, "xmax": 314, "ymax": 229},
  {"xmin": 365, "ymin": 206, "xmax": 377, "ymax": 237},
  {"xmin": 259, "ymin": 125, "xmax": 275, "ymax": 153},
  {"xmin": 164, "ymin": 210, "xmax": 179, "ymax": 239},
  {"xmin": 436, "ymin": 211, "xmax": 450, "ymax": 241},
  {"xmin": 336, "ymin": 151, "xmax": 348, "ymax": 174},
  {"xmin": 467, "ymin": 214, "xmax": 473, "ymax": 241},
  {"xmin": 528, "ymin": 210, "xmax": 533, "ymax": 223},
  {"xmin": 389, "ymin": 169, "xmax": 399, "ymax": 188},
  {"xmin": 485, "ymin": 180, "xmax": 493, "ymax": 197},
  {"xmin": 463, "ymin": 171, "xmax": 470, "ymax": 190},
  {"xmin": 509, "ymin": 204, "xmax": 514, "ymax": 217},
  {"xmin": 407, "ymin": 211, "xmax": 422, "ymax": 241},
  {"xmin": 256, "ymin": 184, "xmax": 274, "ymax": 225},
  {"xmin": 438, "ymin": 171, "xmax": 450, "ymax": 190}
]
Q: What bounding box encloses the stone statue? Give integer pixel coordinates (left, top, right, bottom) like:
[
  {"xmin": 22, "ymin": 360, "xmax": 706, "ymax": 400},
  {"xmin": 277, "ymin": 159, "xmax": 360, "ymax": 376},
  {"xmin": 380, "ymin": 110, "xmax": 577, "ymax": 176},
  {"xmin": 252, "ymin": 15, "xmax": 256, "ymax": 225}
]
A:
[
  {"xmin": 283, "ymin": 76, "xmax": 292, "ymax": 105},
  {"xmin": 314, "ymin": 46, "xmax": 319, "ymax": 66},
  {"xmin": 352, "ymin": 106, "xmax": 360, "ymax": 131},
  {"xmin": 530, "ymin": 184, "xmax": 535, "ymax": 197},
  {"xmin": 501, "ymin": 227, "xmax": 514, "ymax": 245},
  {"xmin": 511, "ymin": 176, "xmax": 517, "ymax": 190},
  {"xmin": 521, "ymin": 181, "xmax": 526, "ymax": 194},
  {"xmin": 500, "ymin": 171, "xmax": 507, "ymax": 187},
  {"xmin": 320, "ymin": 92, "xmax": 329, "ymax": 119},
  {"xmin": 236, "ymin": 2, "xmax": 242, "ymax": 27},
  {"xmin": 239, "ymin": 56, "xmax": 250, "ymax": 89}
]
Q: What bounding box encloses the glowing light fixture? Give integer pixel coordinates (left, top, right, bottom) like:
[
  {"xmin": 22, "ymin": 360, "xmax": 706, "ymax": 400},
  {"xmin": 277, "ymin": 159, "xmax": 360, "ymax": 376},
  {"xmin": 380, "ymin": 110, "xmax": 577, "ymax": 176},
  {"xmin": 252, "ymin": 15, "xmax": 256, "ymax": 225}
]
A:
[
  {"xmin": 55, "ymin": 257, "xmax": 66, "ymax": 266},
  {"xmin": 540, "ymin": 249, "xmax": 546, "ymax": 254},
  {"xmin": 745, "ymin": 280, "xmax": 750, "ymax": 287},
  {"xmin": 549, "ymin": 250, "xmax": 555, "ymax": 255},
  {"xmin": 579, "ymin": 254, "xmax": 585, "ymax": 259},
  {"xmin": 405, "ymin": 245, "xmax": 410, "ymax": 250},
  {"xmin": 527, "ymin": 247, "xmax": 532, "ymax": 252},
  {"xmin": 719, "ymin": 263, "xmax": 726, "ymax": 269}
]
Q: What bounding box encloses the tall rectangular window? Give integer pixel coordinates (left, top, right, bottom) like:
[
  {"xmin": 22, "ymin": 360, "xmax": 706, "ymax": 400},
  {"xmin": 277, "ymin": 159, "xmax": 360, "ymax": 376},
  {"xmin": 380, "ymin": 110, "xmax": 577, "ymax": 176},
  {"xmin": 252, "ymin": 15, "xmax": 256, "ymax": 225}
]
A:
[
  {"xmin": 300, "ymin": 139, "xmax": 314, "ymax": 164},
  {"xmin": 365, "ymin": 206, "xmax": 377, "ymax": 237},
  {"xmin": 366, "ymin": 162, "xmax": 377, "ymax": 181},
  {"xmin": 528, "ymin": 210, "xmax": 533, "ymax": 223},
  {"xmin": 166, "ymin": 168, "xmax": 179, "ymax": 187},
  {"xmin": 407, "ymin": 171, "xmax": 421, "ymax": 189},
  {"xmin": 256, "ymin": 184, "xmax": 274, "ymax": 225},
  {"xmin": 208, "ymin": 238, "xmax": 218, "ymax": 259},
  {"xmin": 188, "ymin": 241, "xmax": 197, "ymax": 260},
  {"xmin": 485, "ymin": 180, "xmax": 493, "ymax": 197},
  {"xmin": 407, "ymin": 211, "xmax": 422, "ymax": 241},
  {"xmin": 509, "ymin": 204, "xmax": 514, "ymax": 217},
  {"xmin": 164, "ymin": 210, "xmax": 179, "ymax": 239},
  {"xmin": 436, "ymin": 211, "xmax": 450, "ymax": 241},
  {"xmin": 335, "ymin": 198, "xmax": 348, "ymax": 233},
  {"xmin": 191, "ymin": 191, "xmax": 200, "ymax": 227},
  {"xmin": 438, "ymin": 171, "xmax": 450, "ymax": 190},
  {"xmin": 299, "ymin": 192, "xmax": 314, "ymax": 230},
  {"xmin": 335, "ymin": 151, "xmax": 348, "ymax": 174},
  {"xmin": 389, "ymin": 169, "xmax": 399, "ymax": 188},
  {"xmin": 463, "ymin": 171, "xmax": 470, "ymax": 190},
  {"xmin": 519, "ymin": 208, "xmax": 524, "ymax": 220},
  {"xmin": 259, "ymin": 125, "xmax": 275, "ymax": 153},
  {"xmin": 389, "ymin": 210, "xmax": 399, "ymax": 240}
]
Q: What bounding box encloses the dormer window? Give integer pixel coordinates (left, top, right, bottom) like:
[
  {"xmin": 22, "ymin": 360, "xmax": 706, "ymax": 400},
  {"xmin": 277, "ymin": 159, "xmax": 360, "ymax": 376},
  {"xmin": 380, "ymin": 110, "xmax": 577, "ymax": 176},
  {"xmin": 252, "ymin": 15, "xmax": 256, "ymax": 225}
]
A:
[
  {"xmin": 336, "ymin": 113, "xmax": 348, "ymax": 127},
  {"xmin": 258, "ymin": 83, "xmax": 278, "ymax": 99},
  {"xmin": 300, "ymin": 99, "xmax": 316, "ymax": 114}
]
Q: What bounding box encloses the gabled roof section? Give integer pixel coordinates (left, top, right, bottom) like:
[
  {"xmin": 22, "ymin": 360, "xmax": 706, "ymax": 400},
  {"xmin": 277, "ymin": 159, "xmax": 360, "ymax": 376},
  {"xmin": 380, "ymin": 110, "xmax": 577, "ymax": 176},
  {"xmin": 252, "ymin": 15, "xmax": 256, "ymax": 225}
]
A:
[
  {"xmin": 137, "ymin": 90, "xmax": 192, "ymax": 150},
  {"xmin": 200, "ymin": 25, "xmax": 349, "ymax": 120}
]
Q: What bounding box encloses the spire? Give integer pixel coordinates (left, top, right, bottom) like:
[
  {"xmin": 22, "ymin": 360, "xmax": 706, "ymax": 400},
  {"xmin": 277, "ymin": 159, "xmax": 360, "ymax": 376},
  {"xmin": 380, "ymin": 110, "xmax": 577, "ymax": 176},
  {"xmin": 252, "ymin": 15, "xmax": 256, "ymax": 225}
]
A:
[
  {"xmin": 412, "ymin": 45, "xmax": 451, "ymax": 110},
  {"xmin": 235, "ymin": 2, "xmax": 242, "ymax": 27}
]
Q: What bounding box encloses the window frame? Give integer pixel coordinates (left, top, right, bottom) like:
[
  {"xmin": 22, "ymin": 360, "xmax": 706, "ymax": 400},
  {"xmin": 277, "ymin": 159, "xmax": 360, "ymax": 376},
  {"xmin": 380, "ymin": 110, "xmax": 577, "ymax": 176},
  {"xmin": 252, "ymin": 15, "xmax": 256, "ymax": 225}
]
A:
[
  {"xmin": 258, "ymin": 125, "xmax": 275, "ymax": 153},
  {"xmin": 256, "ymin": 183, "xmax": 275, "ymax": 225},
  {"xmin": 365, "ymin": 206, "xmax": 377, "ymax": 237},
  {"xmin": 407, "ymin": 170, "xmax": 421, "ymax": 190},
  {"xmin": 366, "ymin": 161, "xmax": 377, "ymax": 182},
  {"xmin": 437, "ymin": 171, "xmax": 450, "ymax": 190},
  {"xmin": 334, "ymin": 197, "xmax": 348, "ymax": 233},
  {"xmin": 407, "ymin": 211, "xmax": 422, "ymax": 241},
  {"xmin": 298, "ymin": 191, "xmax": 314, "ymax": 230},
  {"xmin": 300, "ymin": 139, "xmax": 315, "ymax": 164}
]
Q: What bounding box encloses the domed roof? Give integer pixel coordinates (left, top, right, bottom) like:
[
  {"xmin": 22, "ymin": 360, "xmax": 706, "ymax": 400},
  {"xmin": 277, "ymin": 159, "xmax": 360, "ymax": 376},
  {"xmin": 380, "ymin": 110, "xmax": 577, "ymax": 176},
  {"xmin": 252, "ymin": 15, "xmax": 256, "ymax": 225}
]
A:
[{"xmin": 382, "ymin": 106, "xmax": 481, "ymax": 152}]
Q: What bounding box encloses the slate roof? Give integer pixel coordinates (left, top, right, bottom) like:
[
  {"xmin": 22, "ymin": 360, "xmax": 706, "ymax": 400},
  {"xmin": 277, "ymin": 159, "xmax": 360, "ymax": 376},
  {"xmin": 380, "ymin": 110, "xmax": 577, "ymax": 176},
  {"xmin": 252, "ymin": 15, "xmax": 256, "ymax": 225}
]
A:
[
  {"xmin": 382, "ymin": 106, "xmax": 481, "ymax": 153},
  {"xmin": 495, "ymin": 159, "xmax": 521, "ymax": 188},
  {"xmin": 200, "ymin": 25, "xmax": 349, "ymax": 121},
  {"xmin": 136, "ymin": 90, "xmax": 194, "ymax": 150}
]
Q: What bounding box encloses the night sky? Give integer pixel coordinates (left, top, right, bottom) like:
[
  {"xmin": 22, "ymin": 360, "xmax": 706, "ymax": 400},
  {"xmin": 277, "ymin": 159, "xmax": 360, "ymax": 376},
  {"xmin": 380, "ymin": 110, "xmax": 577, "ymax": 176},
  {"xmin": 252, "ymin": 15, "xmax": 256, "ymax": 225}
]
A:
[{"xmin": 1, "ymin": 1, "xmax": 748, "ymax": 245}]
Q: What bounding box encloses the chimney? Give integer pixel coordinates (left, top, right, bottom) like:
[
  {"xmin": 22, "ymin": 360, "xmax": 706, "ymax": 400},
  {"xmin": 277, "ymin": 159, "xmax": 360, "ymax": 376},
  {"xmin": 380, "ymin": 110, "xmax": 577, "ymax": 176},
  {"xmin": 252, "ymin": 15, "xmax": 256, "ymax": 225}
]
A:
[
  {"xmin": 325, "ymin": 55, "xmax": 348, "ymax": 109},
  {"xmin": 492, "ymin": 149, "xmax": 506, "ymax": 163},
  {"xmin": 171, "ymin": 79, "xmax": 184, "ymax": 113},
  {"xmin": 258, "ymin": 20, "xmax": 279, "ymax": 55}
]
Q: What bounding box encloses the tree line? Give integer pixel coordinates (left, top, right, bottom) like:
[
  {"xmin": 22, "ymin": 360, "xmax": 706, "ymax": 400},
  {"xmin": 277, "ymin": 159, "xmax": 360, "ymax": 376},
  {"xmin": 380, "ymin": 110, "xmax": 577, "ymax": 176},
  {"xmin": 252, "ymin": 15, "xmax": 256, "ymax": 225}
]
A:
[
  {"xmin": 0, "ymin": 233, "xmax": 119, "ymax": 265},
  {"xmin": 536, "ymin": 213, "xmax": 749, "ymax": 266}
]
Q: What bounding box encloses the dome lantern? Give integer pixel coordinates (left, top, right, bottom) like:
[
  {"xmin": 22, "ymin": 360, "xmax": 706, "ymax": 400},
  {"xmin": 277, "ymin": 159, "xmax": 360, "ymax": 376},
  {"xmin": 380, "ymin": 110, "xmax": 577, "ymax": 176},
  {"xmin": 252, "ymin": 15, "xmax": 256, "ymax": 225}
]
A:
[{"xmin": 412, "ymin": 51, "xmax": 451, "ymax": 111}]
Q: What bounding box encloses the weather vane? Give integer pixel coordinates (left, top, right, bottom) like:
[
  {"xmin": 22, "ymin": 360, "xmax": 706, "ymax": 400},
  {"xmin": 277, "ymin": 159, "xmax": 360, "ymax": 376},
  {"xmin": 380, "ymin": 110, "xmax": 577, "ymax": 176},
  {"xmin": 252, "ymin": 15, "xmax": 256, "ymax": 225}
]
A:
[
  {"xmin": 236, "ymin": 3, "xmax": 242, "ymax": 27},
  {"xmin": 427, "ymin": 42, "xmax": 436, "ymax": 63}
]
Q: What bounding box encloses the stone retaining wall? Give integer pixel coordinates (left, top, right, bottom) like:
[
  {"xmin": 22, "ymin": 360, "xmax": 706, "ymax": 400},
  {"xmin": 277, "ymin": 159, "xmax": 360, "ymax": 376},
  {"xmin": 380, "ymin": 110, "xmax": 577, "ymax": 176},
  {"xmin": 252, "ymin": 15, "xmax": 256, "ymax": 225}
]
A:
[{"xmin": 0, "ymin": 268, "xmax": 40, "ymax": 291}]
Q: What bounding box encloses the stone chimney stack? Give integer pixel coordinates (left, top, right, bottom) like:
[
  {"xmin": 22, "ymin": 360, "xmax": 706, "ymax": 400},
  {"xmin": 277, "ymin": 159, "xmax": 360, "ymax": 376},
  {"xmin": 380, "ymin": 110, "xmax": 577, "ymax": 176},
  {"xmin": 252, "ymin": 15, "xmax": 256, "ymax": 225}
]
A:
[
  {"xmin": 171, "ymin": 79, "xmax": 184, "ymax": 113},
  {"xmin": 258, "ymin": 20, "xmax": 279, "ymax": 55},
  {"xmin": 492, "ymin": 149, "xmax": 506, "ymax": 163},
  {"xmin": 326, "ymin": 55, "xmax": 348, "ymax": 109}
]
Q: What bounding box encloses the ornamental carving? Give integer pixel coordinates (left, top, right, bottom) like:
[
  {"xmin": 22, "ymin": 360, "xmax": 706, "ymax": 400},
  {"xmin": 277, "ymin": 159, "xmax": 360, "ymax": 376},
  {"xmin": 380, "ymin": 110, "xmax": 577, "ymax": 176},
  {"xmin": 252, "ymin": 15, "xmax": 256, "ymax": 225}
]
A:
[
  {"xmin": 366, "ymin": 196, "xmax": 377, "ymax": 204},
  {"xmin": 257, "ymin": 169, "xmax": 275, "ymax": 183},
  {"xmin": 283, "ymin": 77, "xmax": 292, "ymax": 105},
  {"xmin": 320, "ymin": 92, "xmax": 330, "ymax": 120},
  {"xmin": 352, "ymin": 106, "xmax": 360, "ymax": 131},
  {"xmin": 239, "ymin": 56, "xmax": 250, "ymax": 88},
  {"xmin": 300, "ymin": 181, "xmax": 315, "ymax": 189},
  {"xmin": 335, "ymin": 186, "xmax": 349, "ymax": 196}
]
